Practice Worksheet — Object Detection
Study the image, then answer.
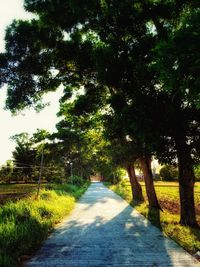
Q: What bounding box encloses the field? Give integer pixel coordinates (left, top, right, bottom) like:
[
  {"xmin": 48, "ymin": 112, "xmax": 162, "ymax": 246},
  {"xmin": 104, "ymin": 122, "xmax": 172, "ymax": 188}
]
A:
[
  {"xmin": 0, "ymin": 183, "xmax": 43, "ymax": 204},
  {"xmin": 142, "ymin": 181, "xmax": 200, "ymax": 215},
  {"xmin": 109, "ymin": 181, "xmax": 200, "ymax": 255},
  {"xmin": 112, "ymin": 181, "xmax": 200, "ymax": 215}
]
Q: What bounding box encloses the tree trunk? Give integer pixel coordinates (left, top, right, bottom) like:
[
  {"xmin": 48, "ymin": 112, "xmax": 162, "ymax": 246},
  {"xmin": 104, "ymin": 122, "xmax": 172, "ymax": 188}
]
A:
[
  {"xmin": 127, "ymin": 164, "xmax": 144, "ymax": 202},
  {"xmin": 139, "ymin": 156, "xmax": 160, "ymax": 209},
  {"xmin": 175, "ymin": 134, "xmax": 197, "ymax": 227}
]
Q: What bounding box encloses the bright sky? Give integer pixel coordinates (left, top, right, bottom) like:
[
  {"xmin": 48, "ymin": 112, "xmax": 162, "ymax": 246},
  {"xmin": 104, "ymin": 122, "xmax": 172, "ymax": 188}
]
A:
[{"xmin": 0, "ymin": 1, "xmax": 63, "ymax": 164}]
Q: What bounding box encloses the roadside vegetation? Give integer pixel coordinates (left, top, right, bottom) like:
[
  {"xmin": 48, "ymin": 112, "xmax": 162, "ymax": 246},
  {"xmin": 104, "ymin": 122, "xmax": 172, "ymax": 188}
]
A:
[
  {"xmin": 0, "ymin": 178, "xmax": 89, "ymax": 267},
  {"xmin": 108, "ymin": 181, "xmax": 200, "ymax": 255}
]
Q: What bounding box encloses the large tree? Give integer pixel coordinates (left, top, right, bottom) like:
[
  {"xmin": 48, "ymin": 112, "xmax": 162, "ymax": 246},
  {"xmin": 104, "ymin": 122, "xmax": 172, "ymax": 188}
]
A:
[
  {"xmin": 0, "ymin": 0, "xmax": 200, "ymax": 226},
  {"xmin": 152, "ymin": 4, "xmax": 200, "ymax": 226}
]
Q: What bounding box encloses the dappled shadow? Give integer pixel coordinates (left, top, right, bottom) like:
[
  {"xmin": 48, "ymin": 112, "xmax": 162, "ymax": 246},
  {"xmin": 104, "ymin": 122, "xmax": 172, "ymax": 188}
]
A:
[
  {"xmin": 131, "ymin": 197, "xmax": 162, "ymax": 230},
  {"xmin": 26, "ymin": 183, "xmax": 198, "ymax": 267}
]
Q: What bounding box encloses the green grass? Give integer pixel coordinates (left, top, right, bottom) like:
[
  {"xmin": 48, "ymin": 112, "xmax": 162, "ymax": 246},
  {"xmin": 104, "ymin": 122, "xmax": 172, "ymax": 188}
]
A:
[
  {"xmin": 0, "ymin": 183, "xmax": 44, "ymax": 205},
  {"xmin": 141, "ymin": 181, "xmax": 200, "ymax": 201},
  {"xmin": 108, "ymin": 181, "xmax": 200, "ymax": 255},
  {"xmin": 0, "ymin": 182, "xmax": 90, "ymax": 267}
]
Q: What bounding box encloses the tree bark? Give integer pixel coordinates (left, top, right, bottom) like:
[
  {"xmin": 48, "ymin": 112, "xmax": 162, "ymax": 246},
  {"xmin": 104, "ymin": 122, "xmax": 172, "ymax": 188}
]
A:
[
  {"xmin": 127, "ymin": 163, "xmax": 144, "ymax": 202},
  {"xmin": 139, "ymin": 156, "xmax": 161, "ymax": 209},
  {"xmin": 175, "ymin": 134, "xmax": 197, "ymax": 227}
]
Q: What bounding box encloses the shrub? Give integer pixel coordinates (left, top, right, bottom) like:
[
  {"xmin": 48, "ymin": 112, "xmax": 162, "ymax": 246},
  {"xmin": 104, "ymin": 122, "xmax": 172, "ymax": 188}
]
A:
[
  {"xmin": 67, "ymin": 175, "xmax": 85, "ymax": 186},
  {"xmin": 113, "ymin": 168, "xmax": 124, "ymax": 184},
  {"xmin": 194, "ymin": 165, "xmax": 200, "ymax": 181},
  {"xmin": 160, "ymin": 165, "xmax": 178, "ymax": 181},
  {"xmin": 0, "ymin": 163, "xmax": 13, "ymax": 183},
  {"xmin": 153, "ymin": 173, "xmax": 161, "ymax": 181},
  {"xmin": 102, "ymin": 167, "xmax": 125, "ymax": 184}
]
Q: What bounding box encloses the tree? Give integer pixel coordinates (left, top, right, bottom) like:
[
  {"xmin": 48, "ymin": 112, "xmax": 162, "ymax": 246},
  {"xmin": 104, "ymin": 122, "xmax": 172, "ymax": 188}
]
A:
[
  {"xmin": 105, "ymin": 138, "xmax": 144, "ymax": 202},
  {"xmin": 11, "ymin": 133, "xmax": 36, "ymax": 182},
  {"xmin": 160, "ymin": 165, "xmax": 178, "ymax": 181},
  {"xmin": 52, "ymin": 99, "xmax": 102, "ymax": 179},
  {"xmin": 0, "ymin": 161, "xmax": 13, "ymax": 183},
  {"xmin": 152, "ymin": 3, "xmax": 200, "ymax": 226},
  {"xmin": 0, "ymin": 0, "xmax": 161, "ymax": 209},
  {"xmin": 1, "ymin": 0, "xmax": 200, "ymax": 226},
  {"xmin": 10, "ymin": 130, "xmax": 66, "ymax": 183}
]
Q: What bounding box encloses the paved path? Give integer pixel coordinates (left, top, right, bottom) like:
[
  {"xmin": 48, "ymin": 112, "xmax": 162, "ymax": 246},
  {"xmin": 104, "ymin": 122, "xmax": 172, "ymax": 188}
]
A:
[{"xmin": 27, "ymin": 182, "xmax": 200, "ymax": 267}]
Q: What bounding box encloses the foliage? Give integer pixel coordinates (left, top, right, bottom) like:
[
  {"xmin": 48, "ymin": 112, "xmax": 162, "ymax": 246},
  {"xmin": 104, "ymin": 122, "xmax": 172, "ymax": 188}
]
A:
[
  {"xmin": 11, "ymin": 133, "xmax": 36, "ymax": 182},
  {"xmin": 102, "ymin": 167, "xmax": 124, "ymax": 184},
  {"xmin": 0, "ymin": 182, "xmax": 89, "ymax": 267},
  {"xmin": 52, "ymin": 98, "xmax": 123, "ymax": 181},
  {"xmin": 194, "ymin": 165, "xmax": 200, "ymax": 181},
  {"xmin": 153, "ymin": 6, "xmax": 200, "ymax": 108},
  {"xmin": 8, "ymin": 130, "xmax": 67, "ymax": 183},
  {"xmin": 159, "ymin": 165, "xmax": 178, "ymax": 181},
  {"xmin": 0, "ymin": 0, "xmax": 200, "ymax": 224},
  {"xmin": 32, "ymin": 129, "xmax": 50, "ymax": 143},
  {"xmin": 67, "ymin": 175, "xmax": 86, "ymax": 187},
  {"xmin": 0, "ymin": 161, "xmax": 13, "ymax": 183}
]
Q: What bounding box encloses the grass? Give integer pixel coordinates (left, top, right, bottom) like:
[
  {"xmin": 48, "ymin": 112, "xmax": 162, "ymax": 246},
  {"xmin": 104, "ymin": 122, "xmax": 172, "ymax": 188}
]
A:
[
  {"xmin": 0, "ymin": 181, "xmax": 90, "ymax": 267},
  {"xmin": 108, "ymin": 180, "xmax": 200, "ymax": 255},
  {"xmin": 0, "ymin": 183, "xmax": 45, "ymax": 205}
]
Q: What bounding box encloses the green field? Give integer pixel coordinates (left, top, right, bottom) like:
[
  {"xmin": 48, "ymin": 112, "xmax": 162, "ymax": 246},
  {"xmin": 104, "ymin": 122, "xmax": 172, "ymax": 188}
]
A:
[
  {"xmin": 142, "ymin": 181, "xmax": 200, "ymax": 212},
  {"xmin": 0, "ymin": 183, "xmax": 39, "ymax": 194},
  {"xmin": 0, "ymin": 183, "xmax": 44, "ymax": 204},
  {"xmin": 116, "ymin": 181, "xmax": 200, "ymax": 213},
  {"xmin": 109, "ymin": 181, "xmax": 200, "ymax": 255}
]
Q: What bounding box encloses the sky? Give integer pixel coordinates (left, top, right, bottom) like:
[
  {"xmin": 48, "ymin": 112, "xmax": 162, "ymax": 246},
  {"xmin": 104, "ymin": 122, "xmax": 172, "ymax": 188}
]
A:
[{"xmin": 0, "ymin": 1, "xmax": 63, "ymax": 164}]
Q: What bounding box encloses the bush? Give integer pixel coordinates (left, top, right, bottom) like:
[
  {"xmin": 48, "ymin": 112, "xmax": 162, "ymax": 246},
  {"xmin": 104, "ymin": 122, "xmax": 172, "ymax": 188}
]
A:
[
  {"xmin": 194, "ymin": 165, "xmax": 200, "ymax": 181},
  {"xmin": 67, "ymin": 175, "xmax": 85, "ymax": 186},
  {"xmin": 153, "ymin": 173, "xmax": 161, "ymax": 181},
  {"xmin": 0, "ymin": 164, "xmax": 13, "ymax": 183},
  {"xmin": 160, "ymin": 165, "xmax": 178, "ymax": 181},
  {"xmin": 112, "ymin": 168, "xmax": 124, "ymax": 184},
  {"xmin": 102, "ymin": 167, "xmax": 125, "ymax": 184}
]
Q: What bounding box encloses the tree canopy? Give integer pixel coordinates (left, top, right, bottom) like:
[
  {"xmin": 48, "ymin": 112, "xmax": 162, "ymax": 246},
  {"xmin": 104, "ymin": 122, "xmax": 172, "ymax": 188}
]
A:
[{"xmin": 0, "ymin": 0, "xmax": 200, "ymax": 226}]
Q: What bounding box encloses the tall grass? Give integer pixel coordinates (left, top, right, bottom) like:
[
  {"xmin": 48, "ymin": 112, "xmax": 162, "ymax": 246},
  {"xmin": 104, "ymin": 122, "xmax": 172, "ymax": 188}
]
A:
[{"xmin": 0, "ymin": 182, "xmax": 89, "ymax": 267}]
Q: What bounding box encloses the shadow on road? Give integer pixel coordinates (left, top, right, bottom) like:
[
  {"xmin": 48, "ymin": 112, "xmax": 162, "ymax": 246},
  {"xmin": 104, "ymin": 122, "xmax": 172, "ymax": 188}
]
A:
[{"xmin": 27, "ymin": 183, "xmax": 198, "ymax": 267}]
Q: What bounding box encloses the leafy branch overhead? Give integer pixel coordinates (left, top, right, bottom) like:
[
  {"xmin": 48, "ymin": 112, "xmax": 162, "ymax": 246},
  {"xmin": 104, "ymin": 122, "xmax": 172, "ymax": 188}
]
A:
[{"xmin": 0, "ymin": 0, "xmax": 200, "ymax": 226}]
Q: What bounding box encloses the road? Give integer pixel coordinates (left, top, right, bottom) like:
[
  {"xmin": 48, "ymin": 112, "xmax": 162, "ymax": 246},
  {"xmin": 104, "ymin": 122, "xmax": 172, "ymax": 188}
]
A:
[{"xmin": 27, "ymin": 182, "xmax": 200, "ymax": 266}]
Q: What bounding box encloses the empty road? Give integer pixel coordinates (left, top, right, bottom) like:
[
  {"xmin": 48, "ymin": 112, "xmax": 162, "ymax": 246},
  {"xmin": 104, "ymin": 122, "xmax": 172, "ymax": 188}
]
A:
[{"xmin": 27, "ymin": 182, "xmax": 200, "ymax": 267}]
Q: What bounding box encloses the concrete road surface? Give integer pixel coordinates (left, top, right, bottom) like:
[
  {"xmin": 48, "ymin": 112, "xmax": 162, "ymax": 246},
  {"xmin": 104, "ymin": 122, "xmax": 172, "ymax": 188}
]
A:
[{"xmin": 27, "ymin": 182, "xmax": 200, "ymax": 267}]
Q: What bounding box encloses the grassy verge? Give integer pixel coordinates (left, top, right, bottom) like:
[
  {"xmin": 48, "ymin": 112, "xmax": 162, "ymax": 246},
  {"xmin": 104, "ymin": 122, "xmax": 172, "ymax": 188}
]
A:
[
  {"xmin": 0, "ymin": 182, "xmax": 90, "ymax": 267},
  {"xmin": 107, "ymin": 181, "xmax": 200, "ymax": 255}
]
